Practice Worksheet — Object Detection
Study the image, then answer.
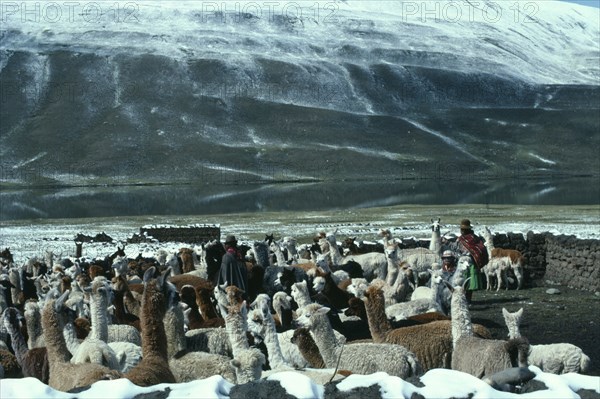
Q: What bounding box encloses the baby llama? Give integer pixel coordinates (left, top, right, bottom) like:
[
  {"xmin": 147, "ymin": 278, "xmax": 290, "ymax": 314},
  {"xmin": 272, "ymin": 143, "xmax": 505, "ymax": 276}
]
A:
[{"xmin": 502, "ymin": 307, "xmax": 591, "ymax": 374}]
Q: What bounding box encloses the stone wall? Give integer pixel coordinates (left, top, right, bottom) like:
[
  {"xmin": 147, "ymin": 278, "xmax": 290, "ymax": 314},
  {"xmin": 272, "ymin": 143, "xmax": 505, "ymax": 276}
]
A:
[
  {"xmin": 486, "ymin": 232, "xmax": 599, "ymax": 291},
  {"xmin": 139, "ymin": 225, "xmax": 221, "ymax": 243},
  {"xmin": 544, "ymin": 235, "xmax": 600, "ymax": 292},
  {"xmin": 421, "ymin": 231, "xmax": 599, "ymax": 291}
]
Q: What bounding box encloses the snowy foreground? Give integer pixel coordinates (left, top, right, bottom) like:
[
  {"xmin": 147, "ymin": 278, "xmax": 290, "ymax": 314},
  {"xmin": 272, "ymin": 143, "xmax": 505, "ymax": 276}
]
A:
[{"xmin": 1, "ymin": 367, "xmax": 599, "ymax": 399}]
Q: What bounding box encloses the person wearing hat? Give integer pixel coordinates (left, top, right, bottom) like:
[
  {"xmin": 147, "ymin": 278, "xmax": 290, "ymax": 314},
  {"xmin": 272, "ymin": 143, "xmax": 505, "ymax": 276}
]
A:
[
  {"xmin": 441, "ymin": 250, "xmax": 457, "ymax": 275},
  {"xmin": 447, "ymin": 219, "xmax": 488, "ymax": 305},
  {"xmin": 217, "ymin": 234, "xmax": 248, "ymax": 297}
]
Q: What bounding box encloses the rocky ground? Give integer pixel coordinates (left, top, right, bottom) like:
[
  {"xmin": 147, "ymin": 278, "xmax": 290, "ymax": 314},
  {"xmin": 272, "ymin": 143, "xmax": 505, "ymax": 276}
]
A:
[{"xmin": 468, "ymin": 284, "xmax": 600, "ymax": 376}]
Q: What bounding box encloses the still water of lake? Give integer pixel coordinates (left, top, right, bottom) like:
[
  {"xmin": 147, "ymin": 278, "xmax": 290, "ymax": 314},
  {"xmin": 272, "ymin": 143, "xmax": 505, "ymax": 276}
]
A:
[{"xmin": 0, "ymin": 178, "xmax": 598, "ymax": 221}]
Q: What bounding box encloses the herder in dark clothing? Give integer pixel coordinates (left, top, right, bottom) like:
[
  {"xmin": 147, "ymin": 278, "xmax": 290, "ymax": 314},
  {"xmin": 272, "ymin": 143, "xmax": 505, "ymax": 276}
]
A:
[{"xmin": 217, "ymin": 235, "xmax": 248, "ymax": 297}]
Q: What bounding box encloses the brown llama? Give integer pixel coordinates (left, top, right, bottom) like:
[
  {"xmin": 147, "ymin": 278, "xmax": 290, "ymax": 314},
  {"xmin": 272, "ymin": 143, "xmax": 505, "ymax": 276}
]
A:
[
  {"xmin": 180, "ymin": 285, "xmax": 224, "ymax": 329},
  {"xmin": 178, "ymin": 248, "xmax": 196, "ymax": 274},
  {"xmin": 41, "ymin": 291, "xmax": 122, "ymax": 391},
  {"xmin": 169, "ymin": 273, "xmax": 213, "ymax": 292},
  {"xmin": 111, "ymin": 275, "xmax": 141, "ymax": 331},
  {"xmin": 363, "ymin": 285, "xmax": 492, "ymax": 372},
  {"xmin": 290, "ymin": 327, "xmax": 326, "ymax": 368},
  {"xmin": 124, "ymin": 267, "xmax": 177, "ymax": 386},
  {"xmin": 111, "ymin": 274, "xmax": 141, "ymax": 317},
  {"xmin": 195, "ymin": 286, "xmax": 225, "ymax": 328},
  {"xmin": 3, "ymin": 307, "xmax": 48, "ymax": 381}
]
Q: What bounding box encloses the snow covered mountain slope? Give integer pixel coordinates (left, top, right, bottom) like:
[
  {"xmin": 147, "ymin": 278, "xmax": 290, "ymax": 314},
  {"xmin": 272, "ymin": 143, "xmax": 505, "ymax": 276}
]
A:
[{"xmin": 0, "ymin": 0, "xmax": 598, "ymax": 185}]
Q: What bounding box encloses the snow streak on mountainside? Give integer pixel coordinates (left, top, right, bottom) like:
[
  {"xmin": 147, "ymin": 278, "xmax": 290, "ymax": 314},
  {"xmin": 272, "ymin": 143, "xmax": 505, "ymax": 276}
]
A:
[{"xmin": 0, "ymin": 0, "xmax": 598, "ymax": 186}]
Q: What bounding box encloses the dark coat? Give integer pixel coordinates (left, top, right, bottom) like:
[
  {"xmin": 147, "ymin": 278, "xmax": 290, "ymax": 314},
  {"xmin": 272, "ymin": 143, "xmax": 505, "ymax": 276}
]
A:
[{"xmin": 217, "ymin": 249, "xmax": 248, "ymax": 295}]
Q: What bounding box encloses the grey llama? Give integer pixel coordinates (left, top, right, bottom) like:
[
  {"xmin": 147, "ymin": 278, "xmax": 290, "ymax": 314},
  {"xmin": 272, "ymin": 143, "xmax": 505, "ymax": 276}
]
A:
[
  {"xmin": 450, "ymin": 284, "xmax": 530, "ymax": 378},
  {"xmin": 296, "ymin": 303, "xmax": 422, "ymax": 378}
]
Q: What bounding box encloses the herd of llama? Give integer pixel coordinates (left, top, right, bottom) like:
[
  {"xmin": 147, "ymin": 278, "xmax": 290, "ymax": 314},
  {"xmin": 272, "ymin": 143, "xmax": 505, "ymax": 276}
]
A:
[{"xmin": 0, "ymin": 220, "xmax": 593, "ymax": 394}]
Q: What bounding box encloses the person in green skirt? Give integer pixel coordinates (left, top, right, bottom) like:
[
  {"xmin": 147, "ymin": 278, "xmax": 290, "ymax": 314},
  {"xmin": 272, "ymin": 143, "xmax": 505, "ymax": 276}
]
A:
[{"xmin": 447, "ymin": 219, "xmax": 489, "ymax": 305}]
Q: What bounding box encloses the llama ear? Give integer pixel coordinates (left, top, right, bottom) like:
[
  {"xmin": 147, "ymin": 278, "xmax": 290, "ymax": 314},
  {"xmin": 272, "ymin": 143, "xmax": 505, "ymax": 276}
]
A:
[
  {"xmin": 159, "ymin": 267, "xmax": 172, "ymax": 287},
  {"xmin": 502, "ymin": 308, "xmax": 510, "ymax": 318},
  {"xmin": 516, "ymin": 308, "xmax": 523, "ymax": 317},
  {"xmin": 316, "ymin": 306, "xmax": 330, "ymax": 315},
  {"xmin": 143, "ymin": 266, "xmax": 156, "ymax": 284},
  {"xmin": 55, "ymin": 289, "xmax": 70, "ymax": 311},
  {"xmin": 437, "ymin": 218, "xmax": 441, "ymax": 223}
]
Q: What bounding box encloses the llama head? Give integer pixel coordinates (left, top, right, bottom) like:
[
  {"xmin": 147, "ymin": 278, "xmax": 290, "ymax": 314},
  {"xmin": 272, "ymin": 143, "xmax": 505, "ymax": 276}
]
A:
[
  {"xmin": 457, "ymin": 256, "xmax": 471, "ymax": 272},
  {"xmin": 89, "ymin": 276, "xmax": 113, "ymax": 305},
  {"xmin": 264, "ymin": 233, "xmax": 275, "ymax": 245},
  {"xmin": 315, "ymin": 252, "xmax": 330, "ymax": 268},
  {"xmin": 431, "ymin": 218, "xmax": 441, "ymax": 232},
  {"xmin": 347, "ymin": 278, "xmax": 368, "ymax": 298},
  {"xmin": 179, "ymin": 285, "xmax": 197, "ymax": 307},
  {"xmin": 312, "ymin": 276, "xmax": 325, "ymax": 293},
  {"xmin": 250, "ymin": 293, "xmax": 270, "ymax": 312},
  {"xmin": 295, "ymin": 303, "xmax": 330, "ymax": 329},
  {"xmin": 50, "ymin": 289, "xmax": 77, "ymax": 326},
  {"xmin": 273, "ymin": 291, "xmax": 292, "ymax": 310},
  {"xmin": 226, "ymin": 285, "xmax": 245, "ymax": 306},
  {"xmin": 2, "ymin": 307, "xmax": 22, "ymax": 333},
  {"xmin": 247, "ymin": 308, "xmax": 265, "ymax": 340},
  {"xmin": 291, "ymin": 280, "xmax": 308, "ymax": 300},
  {"xmin": 384, "ymin": 244, "xmax": 398, "ymax": 259},
  {"xmin": 278, "ymin": 267, "xmax": 297, "ymax": 293},
  {"xmin": 290, "ymin": 327, "xmax": 311, "ymax": 344},
  {"xmin": 364, "ymin": 284, "xmax": 384, "ymax": 302},
  {"xmin": 142, "ymin": 266, "xmax": 178, "ymax": 311},
  {"xmin": 344, "ymin": 297, "xmax": 366, "ymax": 318},
  {"xmin": 230, "ymin": 348, "xmax": 265, "ymax": 384},
  {"xmin": 502, "ymin": 307, "xmax": 523, "ymax": 338}
]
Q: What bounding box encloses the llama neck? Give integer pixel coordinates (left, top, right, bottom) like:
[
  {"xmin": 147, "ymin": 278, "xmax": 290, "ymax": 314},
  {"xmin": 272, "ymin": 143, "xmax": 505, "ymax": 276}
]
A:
[
  {"xmin": 430, "ymin": 233, "xmax": 441, "ymax": 255},
  {"xmin": 450, "ymin": 289, "xmax": 473, "ymax": 348},
  {"xmin": 504, "ymin": 313, "xmax": 522, "ymax": 339},
  {"xmin": 296, "ymin": 332, "xmax": 325, "ymax": 368},
  {"xmin": 5, "ymin": 317, "xmax": 29, "ymax": 364},
  {"xmin": 262, "ymin": 313, "xmax": 288, "ymax": 369},
  {"xmin": 429, "ymin": 278, "xmax": 444, "ymax": 312},
  {"xmin": 385, "ymin": 256, "xmax": 399, "ymax": 286},
  {"xmin": 186, "ymin": 301, "xmax": 204, "ymax": 326},
  {"xmin": 507, "ymin": 324, "xmax": 521, "ymax": 340},
  {"xmin": 284, "ymin": 243, "xmax": 297, "ymax": 259},
  {"xmin": 8, "ymin": 270, "xmax": 21, "ymax": 306},
  {"xmin": 63, "ymin": 322, "xmax": 81, "ymax": 355},
  {"xmin": 198, "ymin": 295, "xmax": 219, "ymax": 319},
  {"xmin": 483, "ymin": 232, "xmax": 495, "ymax": 257},
  {"xmin": 364, "ymin": 292, "xmax": 392, "ymax": 342},
  {"xmin": 293, "ymin": 287, "xmax": 311, "ymax": 309},
  {"xmin": 42, "ymin": 303, "xmax": 72, "ymax": 364},
  {"xmin": 141, "ymin": 285, "xmax": 169, "ymax": 360},
  {"xmin": 328, "ymin": 242, "xmax": 344, "ymax": 266},
  {"xmin": 272, "ymin": 246, "xmax": 286, "ymax": 266},
  {"xmin": 275, "ymin": 304, "xmax": 292, "ymax": 330},
  {"xmin": 310, "ymin": 313, "xmax": 341, "ymax": 368},
  {"xmin": 113, "ymin": 291, "xmax": 128, "ymax": 322},
  {"xmin": 164, "ymin": 307, "xmax": 186, "ymax": 358},
  {"xmin": 25, "ymin": 306, "xmax": 44, "ymax": 349},
  {"xmin": 90, "ymin": 292, "xmax": 109, "ymax": 342},
  {"xmin": 225, "ymin": 309, "xmax": 249, "ymax": 357}
]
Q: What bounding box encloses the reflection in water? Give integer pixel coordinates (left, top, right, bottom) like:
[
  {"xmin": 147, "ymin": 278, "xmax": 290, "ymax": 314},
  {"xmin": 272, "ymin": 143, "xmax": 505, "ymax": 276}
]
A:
[{"xmin": 0, "ymin": 178, "xmax": 598, "ymax": 221}]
